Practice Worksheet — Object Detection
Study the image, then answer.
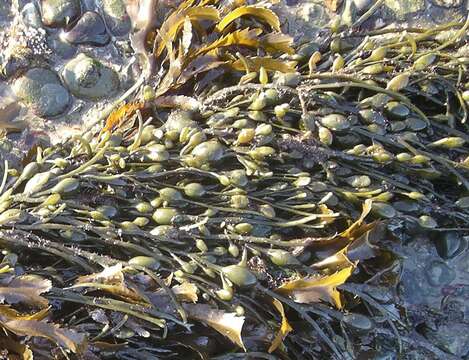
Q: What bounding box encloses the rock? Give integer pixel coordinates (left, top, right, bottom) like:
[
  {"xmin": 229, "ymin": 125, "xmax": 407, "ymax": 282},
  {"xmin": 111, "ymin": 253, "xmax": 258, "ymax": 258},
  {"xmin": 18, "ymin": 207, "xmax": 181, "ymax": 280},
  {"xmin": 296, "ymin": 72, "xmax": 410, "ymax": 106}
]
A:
[
  {"xmin": 441, "ymin": 297, "xmax": 467, "ymax": 323},
  {"xmin": 47, "ymin": 35, "xmax": 77, "ymax": 59},
  {"xmin": 434, "ymin": 231, "xmax": 463, "ymax": 259},
  {"xmin": 62, "ymin": 53, "xmax": 119, "ymax": 100},
  {"xmin": 342, "ymin": 313, "xmax": 374, "ymax": 331},
  {"xmin": 383, "ymin": 0, "xmax": 425, "ymax": 20},
  {"xmin": 41, "ymin": 0, "xmax": 81, "ymax": 27},
  {"xmin": 61, "ymin": 11, "xmax": 109, "ymax": 46},
  {"xmin": 272, "ymin": 2, "xmax": 329, "ymax": 40},
  {"xmin": 0, "ymin": 46, "xmax": 34, "ymax": 79},
  {"xmin": 98, "ymin": 0, "xmax": 131, "ymax": 36},
  {"xmin": 21, "ymin": 2, "xmax": 43, "ymax": 28},
  {"xmin": 13, "ymin": 68, "xmax": 57, "ymax": 99},
  {"xmin": 16, "ymin": 0, "xmax": 34, "ymax": 9},
  {"xmin": 81, "ymin": 0, "xmax": 97, "ymax": 8},
  {"xmin": 424, "ymin": 323, "xmax": 469, "ymax": 357},
  {"xmin": 393, "ymin": 200, "xmax": 419, "ymax": 213},
  {"xmin": 0, "ymin": 98, "xmax": 25, "ymax": 133},
  {"xmin": 385, "ymin": 101, "xmax": 410, "ymax": 119},
  {"xmin": 36, "ymin": 83, "xmax": 70, "ymax": 116},
  {"xmin": 425, "ymin": 260, "xmax": 456, "ymax": 287},
  {"xmin": 12, "ymin": 68, "xmax": 70, "ymax": 118},
  {"xmin": 429, "ymin": 0, "xmax": 462, "ymax": 7}
]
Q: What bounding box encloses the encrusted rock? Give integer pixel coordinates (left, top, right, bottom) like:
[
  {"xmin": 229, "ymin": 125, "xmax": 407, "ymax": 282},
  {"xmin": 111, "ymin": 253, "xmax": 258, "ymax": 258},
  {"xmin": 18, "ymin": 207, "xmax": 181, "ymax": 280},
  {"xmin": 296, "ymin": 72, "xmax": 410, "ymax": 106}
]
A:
[
  {"xmin": 12, "ymin": 67, "xmax": 70, "ymax": 117},
  {"xmin": 0, "ymin": 12, "xmax": 50, "ymax": 79},
  {"xmin": 62, "ymin": 53, "xmax": 119, "ymax": 100}
]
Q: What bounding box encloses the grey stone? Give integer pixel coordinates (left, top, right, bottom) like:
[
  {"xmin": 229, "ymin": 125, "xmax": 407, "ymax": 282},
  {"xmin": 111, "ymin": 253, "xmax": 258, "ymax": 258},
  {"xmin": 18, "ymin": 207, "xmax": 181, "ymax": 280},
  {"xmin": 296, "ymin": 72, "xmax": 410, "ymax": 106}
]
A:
[
  {"xmin": 13, "ymin": 68, "xmax": 58, "ymax": 99},
  {"xmin": 35, "ymin": 83, "xmax": 71, "ymax": 117},
  {"xmin": 272, "ymin": 2, "xmax": 330, "ymax": 40},
  {"xmin": 16, "ymin": 0, "xmax": 34, "ymax": 9},
  {"xmin": 98, "ymin": 0, "xmax": 131, "ymax": 36},
  {"xmin": 81, "ymin": 0, "xmax": 96, "ymax": 10},
  {"xmin": 12, "ymin": 68, "xmax": 70, "ymax": 117},
  {"xmin": 428, "ymin": 5, "xmax": 465, "ymax": 24},
  {"xmin": 0, "ymin": 47, "xmax": 34, "ymax": 79},
  {"xmin": 21, "ymin": 3, "xmax": 43, "ymax": 28},
  {"xmin": 47, "ymin": 35, "xmax": 77, "ymax": 59},
  {"xmin": 62, "ymin": 11, "xmax": 110, "ymax": 46},
  {"xmin": 62, "ymin": 53, "xmax": 119, "ymax": 100},
  {"xmin": 41, "ymin": 0, "xmax": 81, "ymax": 27}
]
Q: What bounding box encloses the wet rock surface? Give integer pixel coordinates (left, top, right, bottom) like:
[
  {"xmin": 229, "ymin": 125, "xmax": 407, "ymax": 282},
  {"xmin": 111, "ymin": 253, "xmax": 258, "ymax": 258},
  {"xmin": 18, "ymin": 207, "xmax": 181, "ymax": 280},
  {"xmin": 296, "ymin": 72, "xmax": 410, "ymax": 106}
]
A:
[
  {"xmin": 382, "ymin": 220, "xmax": 469, "ymax": 357},
  {"xmin": 275, "ymin": 0, "xmax": 466, "ymax": 38},
  {"xmin": 0, "ymin": 2, "xmax": 12, "ymax": 22},
  {"xmin": 423, "ymin": 323, "xmax": 469, "ymax": 357}
]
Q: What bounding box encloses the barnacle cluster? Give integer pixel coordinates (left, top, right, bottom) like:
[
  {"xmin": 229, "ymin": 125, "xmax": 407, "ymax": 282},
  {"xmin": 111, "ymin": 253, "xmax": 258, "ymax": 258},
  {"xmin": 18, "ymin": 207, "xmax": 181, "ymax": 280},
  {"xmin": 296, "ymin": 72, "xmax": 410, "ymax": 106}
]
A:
[{"xmin": 0, "ymin": 5, "xmax": 50, "ymax": 78}]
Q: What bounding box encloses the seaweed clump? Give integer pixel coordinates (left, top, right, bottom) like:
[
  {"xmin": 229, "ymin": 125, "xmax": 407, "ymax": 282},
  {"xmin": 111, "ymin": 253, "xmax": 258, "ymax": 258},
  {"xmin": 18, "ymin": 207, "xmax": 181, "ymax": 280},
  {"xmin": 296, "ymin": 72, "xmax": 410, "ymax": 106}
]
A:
[{"xmin": 0, "ymin": 1, "xmax": 468, "ymax": 359}]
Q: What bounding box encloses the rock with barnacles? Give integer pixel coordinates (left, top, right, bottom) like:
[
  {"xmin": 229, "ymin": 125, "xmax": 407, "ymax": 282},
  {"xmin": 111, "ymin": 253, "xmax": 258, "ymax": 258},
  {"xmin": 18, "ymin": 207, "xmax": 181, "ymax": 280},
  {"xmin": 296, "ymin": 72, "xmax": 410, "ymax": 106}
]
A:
[{"xmin": 62, "ymin": 53, "xmax": 119, "ymax": 100}]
